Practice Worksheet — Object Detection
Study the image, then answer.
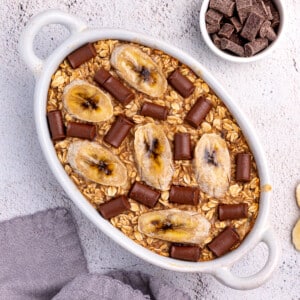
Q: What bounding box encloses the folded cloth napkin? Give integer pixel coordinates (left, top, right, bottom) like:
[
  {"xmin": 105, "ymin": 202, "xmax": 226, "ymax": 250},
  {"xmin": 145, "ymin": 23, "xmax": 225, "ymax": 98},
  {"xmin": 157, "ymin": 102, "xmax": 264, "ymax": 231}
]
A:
[
  {"xmin": 0, "ymin": 208, "xmax": 190, "ymax": 300},
  {"xmin": 0, "ymin": 208, "xmax": 88, "ymax": 299}
]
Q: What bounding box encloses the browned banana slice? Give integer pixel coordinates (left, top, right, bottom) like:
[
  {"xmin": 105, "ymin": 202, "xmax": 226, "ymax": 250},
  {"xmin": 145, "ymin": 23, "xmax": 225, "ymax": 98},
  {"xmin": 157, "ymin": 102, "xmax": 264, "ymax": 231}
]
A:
[
  {"xmin": 194, "ymin": 133, "xmax": 231, "ymax": 198},
  {"xmin": 138, "ymin": 209, "xmax": 211, "ymax": 244},
  {"xmin": 63, "ymin": 80, "xmax": 113, "ymax": 122},
  {"xmin": 111, "ymin": 44, "xmax": 167, "ymax": 97},
  {"xmin": 67, "ymin": 141, "xmax": 127, "ymax": 186},
  {"xmin": 134, "ymin": 124, "xmax": 173, "ymax": 190}
]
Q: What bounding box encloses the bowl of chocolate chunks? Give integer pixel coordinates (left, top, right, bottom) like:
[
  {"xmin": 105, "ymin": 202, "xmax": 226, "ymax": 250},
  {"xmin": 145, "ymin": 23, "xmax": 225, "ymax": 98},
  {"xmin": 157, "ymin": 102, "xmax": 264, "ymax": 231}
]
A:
[{"xmin": 199, "ymin": 0, "xmax": 285, "ymax": 62}]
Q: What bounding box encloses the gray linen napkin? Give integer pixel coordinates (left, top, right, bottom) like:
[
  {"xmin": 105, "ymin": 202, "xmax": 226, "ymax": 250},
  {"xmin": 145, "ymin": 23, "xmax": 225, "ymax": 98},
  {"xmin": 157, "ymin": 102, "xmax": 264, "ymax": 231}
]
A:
[
  {"xmin": 0, "ymin": 208, "xmax": 88, "ymax": 299},
  {"xmin": 0, "ymin": 208, "xmax": 190, "ymax": 300}
]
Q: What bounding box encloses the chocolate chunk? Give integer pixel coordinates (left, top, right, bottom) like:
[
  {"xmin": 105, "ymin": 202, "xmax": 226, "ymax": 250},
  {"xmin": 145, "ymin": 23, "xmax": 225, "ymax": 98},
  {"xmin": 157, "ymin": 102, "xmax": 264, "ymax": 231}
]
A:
[
  {"xmin": 185, "ymin": 97, "xmax": 212, "ymax": 128},
  {"xmin": 169, "ymin": 185, "xmax": 199, "ymax": 205},
  {"xmin": 174, "ymin": 133, "xmax": 192, "ymax": 160},
  {"xmin": 236, "ymin": 0, "xmax": 253, "ymax": 12},
  {"xmin": 104, "ymin": 77, "xmax": 135, "ymax": 106},
  {"xmin": 209, "ymin": 0, "xmax": 235, "ymax": 17},
  {"xmin": 67, "ymin": 43, "xmax": 97, "ymax": 69},
  {"xmin": 230, "ymin": 17, "xmax": 243, "ymax": 32},
  {"xmin": 265, "ymin": 5, "xmax": 274, "ymax": 21},
  {"xmin": 140, "ymin": 102, "xmax": 168, "ymax": 120},
  {"xmin": 259, "ymin": 21, "xmax": 277, "ymax": 41},
  {"xmin": 208, "ymin": 227, "xmax": 240, "ymax": 257},
  {"xmin": 128, "ymin": 181, "xmax": 160, "ymax": 208},
  {"xmin": 271, "ymin": 11, "xmax": 280, "ymax": 28},
  {"xmin": 205, "ymin": 9, "xmax": 223, "ymax": 25},
  {"xmin": 170, "ymin": 245, "xmax": 200, "ymax": 262},
  {"xmin": 241, "ymin": 12, "xmax": 265, "ymax": 41},
  {"xmin": 265, "ymin": 0, "xmax": 278, "ymax": 15},
  {"xmin": 168, "ymin": 69, "xmax": 195, "ymax": 98},
  {"xmin": 229, "ymin": 33, "xmax": 244, "ymax": 46},
  {"xmin": 253, "ymin": 0, "xmax": 270, "ymax": 19},
  {"xmin": 218, "ymin": 203, "xmax": 248, "ymax": 220},
  {"xmin": 212, "ymin": 34, "xmax": 222, "ymax": 48},
  {"xmin": 244, "ymin": 38, "xmax": 268, "ymax": 56},
  {"xmin": 66, "ymin": 122, "xmax": 96, "ymax": 140},
  {"xmin": 94, "ymin": 68, "xmax": 111, "ymax": 85},
  {"xmin": 236, "ymin": 0, "xmax": 252, "ymax": 24},
  {"xmin": 47, "ymin": 110, "xmax": 65, "ymax": 141},
  {"xmin": 98, "ymin": 195, "xmax": 130, "ymax": 219},
  {"xmin": 220, "ymin": 38, "xmax": 245, "ymax": 56},
  {"xmin": 236, "ymin": 153, "xmax": 251, "ymax": 181},
  {"xmin": 94, "ymin": 68, "xmax": 134, "ymax": 106},
  {"xmin": 206, "ymin": 23, "xmax": 221, "ymax": 34},
  {"xmin": 104, "ymin": 115, "xmax": 134, "ymax": 148},
  {"xmin": 218, "ymin": 23, "xmax": 235, "ymax": 39}
]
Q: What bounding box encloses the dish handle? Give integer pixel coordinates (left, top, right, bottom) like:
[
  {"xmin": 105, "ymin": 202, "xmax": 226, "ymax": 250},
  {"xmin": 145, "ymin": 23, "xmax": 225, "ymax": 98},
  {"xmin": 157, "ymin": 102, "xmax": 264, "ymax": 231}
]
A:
[
  {"xmin": 211, "ymin": 227, "xmax": 280, "ymax": 290},
  {"xmin": 19, "ymin": 9, "xmax": 86, "ymax": 78}
]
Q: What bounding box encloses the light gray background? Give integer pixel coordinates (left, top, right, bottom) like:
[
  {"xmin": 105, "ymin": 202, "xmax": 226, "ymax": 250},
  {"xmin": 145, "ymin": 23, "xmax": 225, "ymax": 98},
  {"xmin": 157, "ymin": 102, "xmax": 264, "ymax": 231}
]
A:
[{"xmin": 0, "ymin": 0, "xmax": 299, "ymax": 299}]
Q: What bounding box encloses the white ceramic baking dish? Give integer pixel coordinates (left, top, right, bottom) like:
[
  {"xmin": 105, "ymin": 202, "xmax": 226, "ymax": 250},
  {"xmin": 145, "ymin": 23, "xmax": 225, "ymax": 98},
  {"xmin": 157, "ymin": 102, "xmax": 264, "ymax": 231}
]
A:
[{"xmin": 19, "ymin": 9, "xmax": 280, "ymax": 290}]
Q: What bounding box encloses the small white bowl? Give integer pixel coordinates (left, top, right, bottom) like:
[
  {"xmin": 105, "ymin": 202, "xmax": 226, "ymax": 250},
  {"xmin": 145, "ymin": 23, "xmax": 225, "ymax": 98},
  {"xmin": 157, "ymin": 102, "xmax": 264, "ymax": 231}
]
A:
[{"xmin": 199, "ymin": 0, "xmax": 286, "ymax": 63}]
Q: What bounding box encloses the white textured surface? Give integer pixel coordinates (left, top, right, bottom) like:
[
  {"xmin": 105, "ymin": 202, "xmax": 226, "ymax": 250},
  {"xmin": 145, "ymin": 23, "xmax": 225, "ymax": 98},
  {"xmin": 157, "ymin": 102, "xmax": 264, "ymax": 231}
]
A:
[{"xmin": 0, "ymin": 0, "xmax": 299, "ymax": 299}]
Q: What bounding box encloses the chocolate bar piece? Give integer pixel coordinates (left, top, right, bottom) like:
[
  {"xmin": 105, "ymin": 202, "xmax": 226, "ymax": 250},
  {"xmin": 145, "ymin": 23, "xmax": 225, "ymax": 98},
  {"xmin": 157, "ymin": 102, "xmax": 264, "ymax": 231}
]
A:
[
  {"xmin": 259, "ymin": 21, "xmax": 277, "ymax": 41},
  {"xmin": 205, "ymin": 9, "xmax": 223, "ymax": 25},
  {"xmin": 266, "ymin": 5, "xmax": 273, "ymax": 21},
  {"xmin": 168, "ymin": 69, "xmax": 195, "ymax": 98},
  {"xmin": 230, "ymin": 17, "xmax": 243, "ymax": 32},
  {"xmin": 140, "ymin": 102, "xmax": 168, "ymax": 120},
  {"xmin": 66, "ymin": 122, "xmax": 96, "ymax": 140},
  {"xmin": 206, "ymin": 23, "xmax": 221, "ymax": 34},
  {"xmin": 209, "ymin": 0, "xmax": 235, "ymax": 17},
  {"xmin": 47, "ymin": 110, "xmax": 65, "ymax": 141},
  {"xmin": 170, "ymin": 245, "xmax": 200, "ymax": 262},
  {"xmin": 236, "ymin": 0, "xmax": 252, "ymax": 24},
  {"xmin": 264, "ymin": 0, "xmax": 278, "ymax": 14},
  {"xmin": 169, "ymin": 185, "xmax": 199, "ymax": 205},
  {"xmin": 185, "ymin": 97, "xmax": 212, "ymax": 128},
  {"xmin": 104, "ymin": 115, "xmax": 134, "ymax": 148},
  {"xmin": 244, "ymin": 38, "xmax": 268, "ymax": 56},
  {"xmin": 212, "ymin": 34, "xmax": 222, "ymax": 48},
  {"xmin": 218, "ymin": 203, "xmax": 248, "ymax": 220},
  {"xmin": 67, "ymin": 43, "xmax": 97, "ymax": 69},
  {"xmin": 253, "ymin": 0, "xmax": 270, "ymax": 19},
  {"xmin": 218, "ymin": 23, "xmax": 235, "ymax": 39},
  {"xmin": 235, "ymin": 153, "xmax": 251, "ymax": 181},
  {"xmin": 94, "ymin": 68, "xmax": 134, "ymax": 106},
  {"xmin": 98, "ymin": 195, "xmax": 130, "ymax": 219},
  {"xmin": 271, "ymin": 12, "xmax": 280, "ymax": 28},
  {"xmin": 174, "ymin": 133, "xmax": 192, "ymax": 160},
  {"xmin": 94, "ymin": 68, "xmax": 111, "ymax": 85},
  {"xmin": 220, "ymin": 38, "xmax": 245, "ymax": 56},
  {"xmin": 128, "ymin": 181, "xmax": 160, "ymax": 208},
  {"xmin": 229, "ymin": 33, "xmax": 244, "ymax": 46},
  {"xmin": 241, "ymin": 12, "xmax": 265, "ymax": 41},
  {"xmin": 208, "ymin": 227, "xmax": 240, "ymax": 257}
]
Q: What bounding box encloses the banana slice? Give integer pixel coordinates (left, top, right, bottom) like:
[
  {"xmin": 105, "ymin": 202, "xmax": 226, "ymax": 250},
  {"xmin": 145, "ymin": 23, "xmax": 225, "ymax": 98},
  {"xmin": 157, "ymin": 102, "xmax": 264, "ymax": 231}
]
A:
[
  {"xmin": 138, "ymin": 209, "xmax": 211, "ymax": 244},
  {"xmin": 296, "ymin": 183, "xmax": 300, "ymax": 208},
  {"xmin": 134, "ymin": 124, "xmax": 173, "ymax": 190},
  {"xmin": 292, "ymin": 219, "xmax": 300, "ymax": 251},
  {"xmin": 194, "ymin": 133, "xmax": 231, "ymax": 198},
  {"xmin": 111, "ymin": 44, "xmax": 167, "ymax": 97},
  {"xmin": 63, "ymin": 79, "xmax": 113, "ymax": 122},
  {"xmin": 67, "ymin": 141, "xmax": 127, "ymax": 186}
]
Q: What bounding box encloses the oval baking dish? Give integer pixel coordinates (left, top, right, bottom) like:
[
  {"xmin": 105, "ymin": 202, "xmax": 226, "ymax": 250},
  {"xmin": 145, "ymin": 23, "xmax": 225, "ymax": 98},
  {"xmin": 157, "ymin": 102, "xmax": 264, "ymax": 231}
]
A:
[{"xmin": 19, "ymin": 10, "xmax": 279, "ymax": 290}]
